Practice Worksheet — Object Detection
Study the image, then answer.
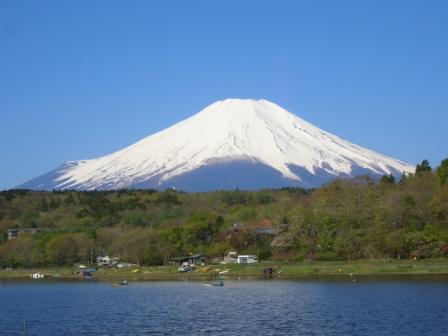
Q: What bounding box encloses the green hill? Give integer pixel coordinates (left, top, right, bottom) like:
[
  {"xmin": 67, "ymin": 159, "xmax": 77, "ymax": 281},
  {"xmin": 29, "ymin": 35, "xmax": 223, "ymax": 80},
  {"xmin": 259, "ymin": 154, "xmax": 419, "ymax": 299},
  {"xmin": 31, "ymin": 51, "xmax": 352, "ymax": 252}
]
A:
[{"xmin": 1, "ymin": 159, "xmax": 447, "ymax": 268}]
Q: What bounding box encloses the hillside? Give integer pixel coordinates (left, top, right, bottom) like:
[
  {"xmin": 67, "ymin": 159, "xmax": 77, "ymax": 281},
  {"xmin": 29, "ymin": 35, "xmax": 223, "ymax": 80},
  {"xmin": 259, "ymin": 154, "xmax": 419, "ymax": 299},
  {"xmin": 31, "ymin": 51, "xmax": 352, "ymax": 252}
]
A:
[{"xmin": 1, "ymin": 159, "xmax": 448, "ymax": 268}]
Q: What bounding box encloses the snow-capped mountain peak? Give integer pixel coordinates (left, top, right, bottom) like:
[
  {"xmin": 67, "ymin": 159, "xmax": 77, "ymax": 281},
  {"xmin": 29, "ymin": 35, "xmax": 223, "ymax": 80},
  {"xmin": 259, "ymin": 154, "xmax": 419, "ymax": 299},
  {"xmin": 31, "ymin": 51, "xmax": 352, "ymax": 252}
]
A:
[{"xmin": 19, "ymin": 99, "xmax": 415, "ymax": 191}]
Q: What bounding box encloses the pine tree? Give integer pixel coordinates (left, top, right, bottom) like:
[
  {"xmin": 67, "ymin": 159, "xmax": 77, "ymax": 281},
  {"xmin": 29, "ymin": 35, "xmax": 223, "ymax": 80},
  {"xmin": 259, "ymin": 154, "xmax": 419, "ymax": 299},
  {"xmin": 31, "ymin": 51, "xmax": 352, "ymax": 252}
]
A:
[
  {"xmin": 415, "ymin": 159, "xmax": 431, "ymax": 175},
  {"xmin": 436, "ymin": 158, "xmax": 448, "ymax": 185}
]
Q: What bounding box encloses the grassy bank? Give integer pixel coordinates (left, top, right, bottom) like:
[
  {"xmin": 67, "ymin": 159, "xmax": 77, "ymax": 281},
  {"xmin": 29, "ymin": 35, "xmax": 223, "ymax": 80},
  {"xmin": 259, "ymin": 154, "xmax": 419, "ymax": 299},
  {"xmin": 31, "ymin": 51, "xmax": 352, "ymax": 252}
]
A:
[{"xmin": 2, "ymin": 259, "xmax": 448, "ymax": 281}]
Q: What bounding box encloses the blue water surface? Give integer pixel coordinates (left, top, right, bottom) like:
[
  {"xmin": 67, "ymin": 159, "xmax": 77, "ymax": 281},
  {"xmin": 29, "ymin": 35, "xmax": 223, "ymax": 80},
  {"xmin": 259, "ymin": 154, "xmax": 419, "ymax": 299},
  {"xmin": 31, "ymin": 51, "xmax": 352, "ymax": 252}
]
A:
[{"xmin": 1, "ymin": 278, "xmax": 448, "ymax": 335}]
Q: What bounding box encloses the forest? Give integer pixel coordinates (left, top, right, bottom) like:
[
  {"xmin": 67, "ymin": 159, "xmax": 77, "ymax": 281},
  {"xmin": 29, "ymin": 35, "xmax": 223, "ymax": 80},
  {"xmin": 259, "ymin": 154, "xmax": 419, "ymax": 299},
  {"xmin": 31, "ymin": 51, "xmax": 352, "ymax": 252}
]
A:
[{"xmin": 0, "ymin": 159, "xmax": 447, "ymax": 268}]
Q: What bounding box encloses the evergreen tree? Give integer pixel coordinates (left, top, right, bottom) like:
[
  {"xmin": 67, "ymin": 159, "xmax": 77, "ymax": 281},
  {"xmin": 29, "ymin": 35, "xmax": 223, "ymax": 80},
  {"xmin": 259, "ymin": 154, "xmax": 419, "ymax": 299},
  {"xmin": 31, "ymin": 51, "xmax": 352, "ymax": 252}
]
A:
[
  {"xmin": 436, "ymin": 158, "xmax": 448, "ymax": 185},
  {"xmin": 415, "ymin": 159, "xmax": 431, "ymax": 175},
  {"xmin": 380, "ymin": 173, "xmax": 395, "ymax": 184}
]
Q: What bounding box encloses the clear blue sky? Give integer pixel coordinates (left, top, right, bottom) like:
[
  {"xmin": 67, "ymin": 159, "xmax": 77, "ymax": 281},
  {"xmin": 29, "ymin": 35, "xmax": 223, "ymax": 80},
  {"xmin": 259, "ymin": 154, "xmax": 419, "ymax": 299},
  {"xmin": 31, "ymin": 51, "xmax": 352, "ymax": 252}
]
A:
[{"xmin": 1, "ymin": 1, "xmax": 447, "ymax": 189}]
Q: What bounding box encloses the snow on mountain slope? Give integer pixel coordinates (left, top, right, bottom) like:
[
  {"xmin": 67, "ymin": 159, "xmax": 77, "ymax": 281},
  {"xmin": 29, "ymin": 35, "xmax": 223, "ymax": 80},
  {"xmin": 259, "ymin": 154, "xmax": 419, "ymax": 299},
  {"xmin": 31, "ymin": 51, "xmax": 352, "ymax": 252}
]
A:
[{"xmin": 18, "ymin": 99, "xmax": 415, "ymax": 190}]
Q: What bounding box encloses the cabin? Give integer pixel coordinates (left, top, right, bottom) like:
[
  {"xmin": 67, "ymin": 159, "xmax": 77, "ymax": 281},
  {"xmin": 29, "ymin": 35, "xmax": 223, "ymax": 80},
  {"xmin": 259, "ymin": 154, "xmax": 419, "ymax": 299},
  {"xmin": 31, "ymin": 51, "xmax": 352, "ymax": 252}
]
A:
[
  {"xmin": 237, "ymin": 255, "xmax": 258, "ymax": 264},
  {"xmin": 168, "ymin": 254, "xmax": 205, "ymax": 266},
  {"xmin": 8, "ymin": 228, "xmax": 45, "ymax": 240}
]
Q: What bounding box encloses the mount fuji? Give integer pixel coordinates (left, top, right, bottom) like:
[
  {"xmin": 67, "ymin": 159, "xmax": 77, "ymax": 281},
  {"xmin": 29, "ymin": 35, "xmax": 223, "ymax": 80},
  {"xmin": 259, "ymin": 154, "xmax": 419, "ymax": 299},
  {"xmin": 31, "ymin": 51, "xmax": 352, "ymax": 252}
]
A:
[{"xmin": 18, "ymin": 99, "xmax": 414, "ymax": 191}]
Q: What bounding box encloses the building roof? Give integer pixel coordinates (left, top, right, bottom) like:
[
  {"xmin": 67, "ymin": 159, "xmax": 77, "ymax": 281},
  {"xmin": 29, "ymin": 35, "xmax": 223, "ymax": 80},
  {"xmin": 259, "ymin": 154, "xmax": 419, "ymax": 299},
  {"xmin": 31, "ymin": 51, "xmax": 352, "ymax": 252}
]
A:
[
  {"xmin": 168, "ymin": 254, "xmax": 204, "ymax": 262},
  {"xmin": 252, "ymin": 227, "xmax": 276, "ymax": 235}
]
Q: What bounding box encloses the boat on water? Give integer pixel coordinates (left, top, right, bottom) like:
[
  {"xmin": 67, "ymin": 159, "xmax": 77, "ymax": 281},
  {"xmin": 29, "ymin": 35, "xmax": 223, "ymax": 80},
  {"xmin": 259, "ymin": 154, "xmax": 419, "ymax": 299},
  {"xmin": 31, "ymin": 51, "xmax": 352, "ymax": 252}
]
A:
[
  {"xmin": 204, "ymin": 280, "xmax": 224, "ymax": 287},
  {"xmin": 112, "ymin": 280, "xmax": 128, "ymax": 287}
]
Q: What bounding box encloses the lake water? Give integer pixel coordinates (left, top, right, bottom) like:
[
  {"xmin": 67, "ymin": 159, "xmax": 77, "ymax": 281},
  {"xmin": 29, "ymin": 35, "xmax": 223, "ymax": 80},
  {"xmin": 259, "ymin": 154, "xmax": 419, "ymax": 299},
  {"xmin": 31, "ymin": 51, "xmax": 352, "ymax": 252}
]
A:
[{"xmin": 1, "ymin": 277, "xmax": 448, "ymax": 335}]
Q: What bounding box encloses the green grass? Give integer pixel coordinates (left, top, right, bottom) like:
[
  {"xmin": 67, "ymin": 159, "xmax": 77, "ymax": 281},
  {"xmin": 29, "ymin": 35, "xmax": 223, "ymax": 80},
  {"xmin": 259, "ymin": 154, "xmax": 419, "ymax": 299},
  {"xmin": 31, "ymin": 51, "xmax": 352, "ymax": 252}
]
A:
[{"xmin": 2, "ymin": 259, "xmax": 448, "ymax": 280}]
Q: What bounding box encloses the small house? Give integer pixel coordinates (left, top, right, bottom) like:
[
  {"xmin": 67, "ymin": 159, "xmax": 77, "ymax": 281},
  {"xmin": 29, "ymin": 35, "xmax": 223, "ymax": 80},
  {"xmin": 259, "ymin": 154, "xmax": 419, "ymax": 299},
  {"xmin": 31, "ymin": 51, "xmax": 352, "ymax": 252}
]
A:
[
  {"xmin": 237, "ymin": 255, "xmax": 258, "ymax": 264},
  {"xmin": 8, "ymin": 228, "xmax": 45, "ymax": 240}
]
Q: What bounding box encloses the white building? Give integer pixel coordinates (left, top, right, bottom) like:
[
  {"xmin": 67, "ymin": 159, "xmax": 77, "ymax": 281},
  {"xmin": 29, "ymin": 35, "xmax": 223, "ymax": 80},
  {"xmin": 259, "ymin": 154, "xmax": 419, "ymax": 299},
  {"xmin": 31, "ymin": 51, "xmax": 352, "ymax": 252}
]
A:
[
  {"xmin": 237, "ymin": 255, "xmax": 258, "ymax": 264},
  {"xmin": 223, "ymin": 251, "xmax": 238, "ymax": 263}
]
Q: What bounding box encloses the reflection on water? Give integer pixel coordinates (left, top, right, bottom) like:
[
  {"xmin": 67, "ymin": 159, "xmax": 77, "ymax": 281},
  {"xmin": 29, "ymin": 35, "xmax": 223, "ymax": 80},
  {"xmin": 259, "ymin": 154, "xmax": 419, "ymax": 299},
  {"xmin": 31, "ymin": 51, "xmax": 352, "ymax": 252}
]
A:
[{"xmin": 1, "ymin": 278, "xmax": 448, "ymax": 335}]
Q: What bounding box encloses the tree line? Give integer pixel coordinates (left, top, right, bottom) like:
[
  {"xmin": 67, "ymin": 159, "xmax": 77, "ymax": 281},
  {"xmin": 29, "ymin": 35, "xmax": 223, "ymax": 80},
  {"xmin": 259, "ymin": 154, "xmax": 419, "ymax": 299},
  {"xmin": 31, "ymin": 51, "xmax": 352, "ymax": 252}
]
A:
[{"xmin": 0, "ymin": 158, "xmax": 447, "ymax": 267}]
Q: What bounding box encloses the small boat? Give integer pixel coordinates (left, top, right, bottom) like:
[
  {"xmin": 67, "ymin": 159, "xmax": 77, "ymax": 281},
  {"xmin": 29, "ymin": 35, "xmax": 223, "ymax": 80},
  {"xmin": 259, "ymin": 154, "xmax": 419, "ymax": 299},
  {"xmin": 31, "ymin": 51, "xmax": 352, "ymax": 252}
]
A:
[
  {"xmin": 204, "ymin": 280, "xmax": 224, "ymax": 287},
  {"xmin": 262, "ymin": 267, "xmax": 274, "ymax": 275},
  {"xmin": 112, "ymin": 280, "xmax": 128, "ymax": 287},
  {"xmin": 177, "ymin": 262, "xmax": 194, "ymax": 272},
  {"xmin": 81, "ymin": 269, "xmax": 96, "ymax": 279},
  {"xmin": 212, "ymin": 280, "xmax": 224, "ymax": 287},
  {"xmin": 31, "ymin": 272, "xmax": 44, "ymax": 279}
]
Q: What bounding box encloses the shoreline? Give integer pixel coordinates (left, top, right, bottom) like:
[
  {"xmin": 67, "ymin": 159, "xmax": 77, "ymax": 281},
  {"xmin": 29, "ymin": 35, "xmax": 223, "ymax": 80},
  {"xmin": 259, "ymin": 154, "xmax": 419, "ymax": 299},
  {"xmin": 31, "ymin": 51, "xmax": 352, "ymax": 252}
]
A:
[
  {"xmin": 2, "ymin": 259, "xmax": 448, "ymax": 281},
  {"xmin": 2, "ymin": 273, "xmax": 448, "ymax": 283}
]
